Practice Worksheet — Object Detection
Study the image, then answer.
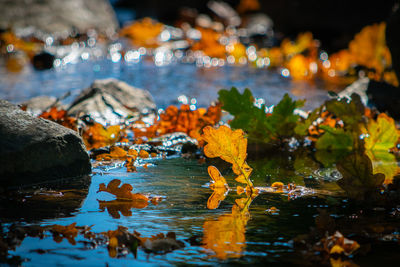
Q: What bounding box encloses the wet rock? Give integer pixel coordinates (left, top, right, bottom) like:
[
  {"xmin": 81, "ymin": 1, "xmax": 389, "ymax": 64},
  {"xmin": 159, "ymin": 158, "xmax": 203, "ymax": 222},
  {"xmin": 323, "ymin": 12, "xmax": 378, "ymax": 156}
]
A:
[
  {"xmin": 68, "ymin": 79, "xmax": 156, "ymax": 125},
  {"xmin": 207, "ymin": 1, "xmax": 241, "ymax": 27},
  {"xmin": 366, "ymin": 80, "xmax": 400, "ymax": 119},
  {"xmin": 0, "ymin": 100, "xmax": 91, "ymax": 187},
  {"xmin": 0, "ymin": 0, "xmax": 118, "ymax": 38},
  {"xmin": 337, "ymin": 77, "xmax": 369, "ymax": 105},
  {"xmin": 242, "ymin": 13, "xmax": 274, "ymax": 37},
  {"xmin": 338, "ymin": 77, "xmax": 400, "ymax": 119}
]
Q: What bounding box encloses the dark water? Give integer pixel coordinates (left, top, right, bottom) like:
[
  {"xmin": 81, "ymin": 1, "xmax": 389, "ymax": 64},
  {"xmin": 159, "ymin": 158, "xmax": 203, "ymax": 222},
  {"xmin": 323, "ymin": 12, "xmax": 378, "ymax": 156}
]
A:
[{"xmin": 0, "ymin": 156, "xmax": 398, "ymax": 266}]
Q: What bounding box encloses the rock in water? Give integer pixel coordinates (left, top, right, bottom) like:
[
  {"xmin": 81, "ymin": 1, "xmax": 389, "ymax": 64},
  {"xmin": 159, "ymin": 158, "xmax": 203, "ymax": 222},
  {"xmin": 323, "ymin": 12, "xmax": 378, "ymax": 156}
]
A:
[
  {"xmin": 0, "ymin": 100, "xmax": 91, "ymax": 187},
  {"xmin": 68, "ymin": 79, "xmax": 156, "ymax": 125}
]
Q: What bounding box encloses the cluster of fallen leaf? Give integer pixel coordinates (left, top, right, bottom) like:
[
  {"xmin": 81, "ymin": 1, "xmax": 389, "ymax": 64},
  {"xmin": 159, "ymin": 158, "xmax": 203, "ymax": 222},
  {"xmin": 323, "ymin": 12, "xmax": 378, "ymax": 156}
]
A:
[
  {"xmin": 36, "ymin": 103, "xmax": 221, "ymax": 170},
  {"xmin": 0, "ymin": 222, "xmax": 184, "ymax": 263}
]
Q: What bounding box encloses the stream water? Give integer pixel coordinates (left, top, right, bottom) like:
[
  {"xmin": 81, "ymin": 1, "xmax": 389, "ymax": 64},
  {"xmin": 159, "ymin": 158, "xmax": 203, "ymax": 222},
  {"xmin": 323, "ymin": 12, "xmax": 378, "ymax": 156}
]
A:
[{"xmin": 1, "ymin": 60, "xmax": 399, "ymax": 266}]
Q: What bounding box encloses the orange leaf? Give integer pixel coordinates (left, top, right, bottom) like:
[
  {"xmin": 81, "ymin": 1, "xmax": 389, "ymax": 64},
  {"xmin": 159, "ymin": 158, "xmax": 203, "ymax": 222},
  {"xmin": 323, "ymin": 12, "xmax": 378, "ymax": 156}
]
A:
[
  {"xmin": 207, "ymin": 187, "xmax": 228, "ymax": 210},
  {"xmin": 237, "ymin": 186, "xmax": 245, "ymax": 195},
  {"xmin": 98, "ymin": 179, "xmax": 149, "ymax": 202},
  {"xmin": 109, "ymin": 146, "xmax": 128, "ymax": 158},
  {"xmin": 202, "ymin": 126, "xmax": 247, "ymax": 175},
  {"xmin": 139, "ymin": 150, "xmax": 149, "ymax": 158},
  {"xmin": 208, "ymin": 166, "xmax": 228, "ymax": 189},
  {"xmin": 82, "ymin": 123, "xmax": 121, "ymax": 150}
]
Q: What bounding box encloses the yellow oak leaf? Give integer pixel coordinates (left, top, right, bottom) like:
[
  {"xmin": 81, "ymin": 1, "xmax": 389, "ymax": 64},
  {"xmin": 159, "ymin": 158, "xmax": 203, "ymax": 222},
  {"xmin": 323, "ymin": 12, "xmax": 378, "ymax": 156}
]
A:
[
  {"xmin": 208, "ymin": 166, "xmax": 228, "ymax": 189},
  {"xmin": 202, "ymin": 126, "xmax": 247, "ymax": 175},
  {"xmin": 235, "ymin": 162, "xmax": 253, "ymax": 187},
  {"xmin": 362, "ymin": 113, "xmax": 399, "ymax": 151}
]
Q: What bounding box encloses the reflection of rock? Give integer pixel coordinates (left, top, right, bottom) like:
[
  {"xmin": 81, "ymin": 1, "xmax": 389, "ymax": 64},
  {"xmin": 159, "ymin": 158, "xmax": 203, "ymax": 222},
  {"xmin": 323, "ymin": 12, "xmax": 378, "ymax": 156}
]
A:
[
  {"xmin": 68, "ymin": 79, "xmax": 156, "ymax": 125},
  {"xmin": 0, "ymin": 100, "xmax": 91, "ymax": 187},
  {"xmin": 0, "ymin": 0, "xmax": 118, "ymax": 38},
  {"xmin": 0, "ymin": 175, "xmax": 90, "ymax": 222}
]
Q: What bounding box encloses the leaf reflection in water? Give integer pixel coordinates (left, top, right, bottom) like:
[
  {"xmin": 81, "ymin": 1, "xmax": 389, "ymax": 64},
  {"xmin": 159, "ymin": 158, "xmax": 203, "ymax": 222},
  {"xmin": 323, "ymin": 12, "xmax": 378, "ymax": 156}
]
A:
[
  {"xmin": 202, "ymin": 196, "xmax": 255, "ymax": 259},
  {"xmin": 98, "ymin": 200, "xmax": 149, "ymax": 219}
]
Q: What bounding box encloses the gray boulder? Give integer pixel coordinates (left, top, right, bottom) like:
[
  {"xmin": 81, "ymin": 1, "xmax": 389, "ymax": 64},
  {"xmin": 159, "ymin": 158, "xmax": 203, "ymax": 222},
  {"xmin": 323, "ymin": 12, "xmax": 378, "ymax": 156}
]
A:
[
  {"xmin": 0, "ymin": 0, "xmax": 118, "ymax": 38},
  {"xmin": 68, "ymin": 79, "xmax": 156, "ymax": 125},
  {"xmin": 0, "ymin": 100, "xmax": 91, "ymax": 187}
]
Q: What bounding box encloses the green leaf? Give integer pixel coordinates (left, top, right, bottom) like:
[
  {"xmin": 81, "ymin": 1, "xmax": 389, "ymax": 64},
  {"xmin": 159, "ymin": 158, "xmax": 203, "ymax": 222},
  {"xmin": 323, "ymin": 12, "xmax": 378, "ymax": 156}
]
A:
[
  {"xmin": 362, "ymin": 113, "xmax": 399, "ymax": 151},
  {"xmin": 266, "ymin": 93, "xmax": 305, "ymax": 138},
  {"xmin": 218, "ymin": 87, "xmax": 270, "ymax": 142},
  {"xmin": 294, "ymin": 106, "xmax": 322, "ymax": 136},
  {"xmin": 325, "ymin": 93, "xmax": 364, "ymax": 129},
  {"xmin": 218, "ymin": 88, "xmax": 305, "ymax": 143},
  {"xmin": 315, "ymin": 126, "xmax": 353, "ymax": 151}
]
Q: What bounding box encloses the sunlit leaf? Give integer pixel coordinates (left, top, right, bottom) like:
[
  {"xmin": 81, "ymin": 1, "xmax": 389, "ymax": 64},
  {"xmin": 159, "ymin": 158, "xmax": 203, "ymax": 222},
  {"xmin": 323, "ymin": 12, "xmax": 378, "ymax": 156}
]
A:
[
  {"xmin": 39, "ymin": 107, "xmax": 77, "ymax": 131},
  {"xmin": 202, "ymin": 126, "xmax": 246, "ymax": 175},
  {"xmin": 202, "ymin": 125, "xmax": 253, "ymax": 188},
  {"xmin": 362, "ymin": 113, "xmax": 399, "ymax": 151},
  {"xmin": 82, "ymin": 123, "xmax": 121, "ymax": 150}
]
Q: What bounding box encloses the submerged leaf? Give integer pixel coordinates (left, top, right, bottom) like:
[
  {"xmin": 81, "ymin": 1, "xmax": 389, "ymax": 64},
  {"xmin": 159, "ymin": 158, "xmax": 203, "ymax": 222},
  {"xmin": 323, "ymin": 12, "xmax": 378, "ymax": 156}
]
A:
[{"xmin": 336, "ymin": 153, "xmax": 385, "ymax": 200}]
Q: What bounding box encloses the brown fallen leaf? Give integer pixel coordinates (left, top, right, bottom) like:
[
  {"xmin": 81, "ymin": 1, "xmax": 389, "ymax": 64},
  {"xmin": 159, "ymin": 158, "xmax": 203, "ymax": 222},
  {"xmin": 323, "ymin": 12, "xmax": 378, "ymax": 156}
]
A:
[{"xmin": 98, "ymin": 179, "xmax": 149, "ymax": 202}]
